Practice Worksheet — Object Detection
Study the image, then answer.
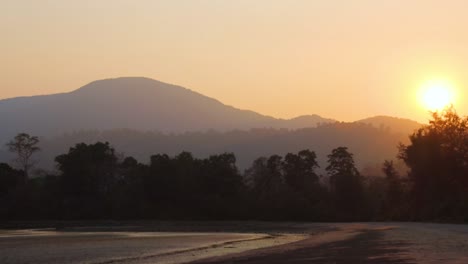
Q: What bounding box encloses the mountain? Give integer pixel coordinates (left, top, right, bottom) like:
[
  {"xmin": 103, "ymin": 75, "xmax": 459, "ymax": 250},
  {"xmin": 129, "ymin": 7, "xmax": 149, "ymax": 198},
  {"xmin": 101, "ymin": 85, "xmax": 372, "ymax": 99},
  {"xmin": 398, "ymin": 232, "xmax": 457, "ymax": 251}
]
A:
[
  {"xmin": 0, "ymin": 77, "xmax": 334, "ymax": 145},
  {"xmin": 0, "ymin": 77, "xmax": 422, "ymax": 173},
  {"xmin": 356, "ymin": 116, "xmax": 422, "ymax": 135}
]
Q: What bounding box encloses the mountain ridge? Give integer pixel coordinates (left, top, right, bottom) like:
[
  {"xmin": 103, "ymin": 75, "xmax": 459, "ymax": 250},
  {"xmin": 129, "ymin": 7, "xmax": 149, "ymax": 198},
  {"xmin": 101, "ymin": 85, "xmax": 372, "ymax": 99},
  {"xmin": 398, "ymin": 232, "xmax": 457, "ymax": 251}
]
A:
[
  {"xmin": 0, "ymin": 77, "xmax": 421, "ymax": 144},
  {"xmin": 0, "ymin": 77, "xmax": 336, "ymax": 143},
  {"xmin": 0, "ymin": 77, "xmax": 424, "ymax": 172}
]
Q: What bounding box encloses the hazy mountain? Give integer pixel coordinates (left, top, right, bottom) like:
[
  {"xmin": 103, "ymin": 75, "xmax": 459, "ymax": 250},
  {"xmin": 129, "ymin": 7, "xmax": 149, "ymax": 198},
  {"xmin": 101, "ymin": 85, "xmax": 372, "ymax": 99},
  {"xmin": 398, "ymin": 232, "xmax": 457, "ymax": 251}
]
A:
[
  {"xmin": 0, "ymin": 77, "xmax": 334, "ymax": 145},
  {"xmin": 0, "ymin": 77, "xmax": 422, "ymax": 173},
  {"xmin": 356, "ymin": 116, "xmax": 422, "ymax": 135}
]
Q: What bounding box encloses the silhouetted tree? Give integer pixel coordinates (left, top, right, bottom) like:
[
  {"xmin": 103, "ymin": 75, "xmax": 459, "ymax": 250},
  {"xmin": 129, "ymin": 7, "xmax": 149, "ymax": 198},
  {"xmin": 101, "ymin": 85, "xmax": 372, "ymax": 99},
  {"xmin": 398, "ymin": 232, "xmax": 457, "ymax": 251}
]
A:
[
  {"xmin": 282, "ymin": 150, "xmax": 325, "ymax": 219},
  {"xmin": 0, "ymin": 163, "xmax": 21, "ymax": 198},
  {"xmin": 399, "ymin": 107, "xmax": 468, "ymax": 220},
  {"xmin": 6, "ymin": 133, "xmax": 40, "ymax": 179},
  {"xmin": 247, "ymin": 155, "xmax": 283, "ymax": 195},
  {"xmin": 380, "ymin": 160, "xmax": 405, "ymax": 219},
  {"xmin": 147, "ymin": 153, "xmax": 176, "ymax": 217},
  {"xmin": 283, "ymin": 150, "xmax": 320, "ymax": 193},
  {"xmin": 363, "ymin": 175, "xmax": 387, "ymax": 221},
  {"xmin": 200, "ymin": 153, "xmax": 244, "ymax": 218},
  {"xmin": 55, "ymin": 142, "xmax": 118, "ymax": 218},
  {"xmin": 0, "ymin": 163, "xmax": 23, "ymax": 219},
  {"xmin": 111, "ymin": 156, "xmax": 149, "ymax": 218},
  {"xmin": 326, "ymin": 147, "xmax": 364, "ymax": 220},
  {"xmin": 246, "ymin": 155, "xmax": 289, "ymax": 219},
  {"xmin": 382, "ymin": 161, "xmax": 402, "ymax": 203}
]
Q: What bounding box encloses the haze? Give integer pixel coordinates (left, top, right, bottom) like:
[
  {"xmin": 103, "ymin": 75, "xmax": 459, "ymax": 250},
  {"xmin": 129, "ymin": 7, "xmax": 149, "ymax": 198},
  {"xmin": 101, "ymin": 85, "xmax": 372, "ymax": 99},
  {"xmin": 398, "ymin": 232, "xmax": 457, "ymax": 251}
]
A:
[{"xmin": 2, "ymin": 0, "xmax": 468, "ymax": 122}]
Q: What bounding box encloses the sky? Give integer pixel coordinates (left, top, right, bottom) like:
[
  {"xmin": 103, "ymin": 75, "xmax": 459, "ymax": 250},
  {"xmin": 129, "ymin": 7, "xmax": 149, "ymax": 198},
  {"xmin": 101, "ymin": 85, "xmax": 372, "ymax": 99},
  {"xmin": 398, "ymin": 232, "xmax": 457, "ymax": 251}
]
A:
[{"xmin": 1, "ymin": 0, "xmax": 468, "ymax": 122}]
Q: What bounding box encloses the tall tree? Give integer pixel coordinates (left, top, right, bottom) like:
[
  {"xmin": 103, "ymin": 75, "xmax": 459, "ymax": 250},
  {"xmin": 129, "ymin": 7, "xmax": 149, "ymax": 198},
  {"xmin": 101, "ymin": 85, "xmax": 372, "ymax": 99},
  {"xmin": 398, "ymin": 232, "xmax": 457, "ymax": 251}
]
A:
[
  {"xmin": 6, "ymin": 133, "xmax": 40, "ymax": 179},
  {"xmin": 399, "ymin": 107, "xmax": 468, "ymax": 220},
  {"xmin": 326, "ymin": 147, "xmax": 364, "ymax": 220},
  {"xmin": 200, "ymin": 153, "xmax": 244, "ymax": 218},
  {"xmin": 283, "ymin": 149, "xmax": 319, "ymax": 193},
  {"xmin": 55, "ymin": 142, "xmax": 117, "ymax": 218},
  {"xmin": 245, "ymin": 155, "xmax": 287, "ymax": 218},
  {"xmin": 382, "ymin": 160, "xmax": 403, "ymax": 219}
]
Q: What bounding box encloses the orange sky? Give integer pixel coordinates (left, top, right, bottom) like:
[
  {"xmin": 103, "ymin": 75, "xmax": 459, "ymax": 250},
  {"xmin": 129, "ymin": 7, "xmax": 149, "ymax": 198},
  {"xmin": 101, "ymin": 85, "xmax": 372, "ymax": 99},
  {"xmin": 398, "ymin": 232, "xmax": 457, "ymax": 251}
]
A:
[{"xmin": 1, "ymin": 1, "xmax": 467, "ymax": 122}]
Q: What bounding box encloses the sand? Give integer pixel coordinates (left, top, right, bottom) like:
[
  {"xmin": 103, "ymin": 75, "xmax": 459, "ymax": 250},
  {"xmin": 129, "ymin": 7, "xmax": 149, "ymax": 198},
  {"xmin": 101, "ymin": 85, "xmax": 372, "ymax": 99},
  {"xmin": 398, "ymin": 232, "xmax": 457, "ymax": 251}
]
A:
[{"xmin": 1, "ymin": 222, "xmax": 468, "ymax": 264}]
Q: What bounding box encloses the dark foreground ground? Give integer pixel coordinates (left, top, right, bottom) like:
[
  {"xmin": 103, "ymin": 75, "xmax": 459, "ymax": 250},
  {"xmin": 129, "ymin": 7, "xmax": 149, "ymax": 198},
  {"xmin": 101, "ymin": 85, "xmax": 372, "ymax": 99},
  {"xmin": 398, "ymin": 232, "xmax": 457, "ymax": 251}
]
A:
[{"xmin": 1, "ymin": 222, "xmax": 468, "ymax": 264}]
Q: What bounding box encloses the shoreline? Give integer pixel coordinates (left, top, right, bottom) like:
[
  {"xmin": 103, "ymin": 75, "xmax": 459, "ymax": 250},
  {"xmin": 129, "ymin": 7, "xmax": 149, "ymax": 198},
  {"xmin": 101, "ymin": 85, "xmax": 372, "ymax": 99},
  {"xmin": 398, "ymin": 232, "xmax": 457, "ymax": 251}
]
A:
[
  {"xmin": 0, "ymin": 228, "xmax": 310, "ymax": 264},
  {"xmin": 3, "ymin": 223, "xmax": 468, "ymax": 263},
  {"xmin": 188, "ymin": 224, "xmax": 368, "ymax": 264},
  {"xmin": 125, "ymin": 232, "xmax": 308, "ymax": 264}
]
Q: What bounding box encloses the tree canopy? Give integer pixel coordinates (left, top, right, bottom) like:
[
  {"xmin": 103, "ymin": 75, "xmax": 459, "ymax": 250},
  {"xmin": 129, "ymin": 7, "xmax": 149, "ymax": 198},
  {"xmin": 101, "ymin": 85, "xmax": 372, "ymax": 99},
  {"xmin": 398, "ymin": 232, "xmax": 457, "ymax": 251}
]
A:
[{"xmin": 399, "ymin": 107, "xmax": 468, "ymax": 220}]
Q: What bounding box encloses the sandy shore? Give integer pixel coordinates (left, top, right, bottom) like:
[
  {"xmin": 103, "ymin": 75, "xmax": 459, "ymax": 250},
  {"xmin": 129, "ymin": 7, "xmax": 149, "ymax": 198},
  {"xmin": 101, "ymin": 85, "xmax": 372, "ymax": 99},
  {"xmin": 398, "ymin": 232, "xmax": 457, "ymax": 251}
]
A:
[
  {"xmin": 190, "ymin": 224, "xmax": 402, "ymax": 264},
  {"xmin": 0, "ymin": 226, "xmax": 308, "ymax": 264},
  {"xmin": 2, "ymin": 222, "xmax": 468, "ymax": 264},
  {"xmin": 190, "ymin": 223, "xmax": 468, "ymax": 264}
]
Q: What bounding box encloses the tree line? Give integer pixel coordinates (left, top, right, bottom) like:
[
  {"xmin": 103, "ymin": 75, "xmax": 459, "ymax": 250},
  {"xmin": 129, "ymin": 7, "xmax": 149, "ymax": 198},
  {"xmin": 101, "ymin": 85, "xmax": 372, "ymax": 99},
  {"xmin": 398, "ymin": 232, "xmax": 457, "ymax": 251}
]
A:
[
  {"xmin": 1, "ymin": 108, "xmax": 467, "ymax": 222},
  {"xmin": 5, "ymin": 121, "xmax": 406, "ymax": 174}
]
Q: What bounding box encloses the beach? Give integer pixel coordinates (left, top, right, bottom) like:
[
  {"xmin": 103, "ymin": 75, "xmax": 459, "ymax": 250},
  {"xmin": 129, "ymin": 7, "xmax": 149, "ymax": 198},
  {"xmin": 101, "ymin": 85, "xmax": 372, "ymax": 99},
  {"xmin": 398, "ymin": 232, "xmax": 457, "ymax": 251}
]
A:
[{"xmin": 1, "ymin": 222, "xmax": 468, "ymax": 264}]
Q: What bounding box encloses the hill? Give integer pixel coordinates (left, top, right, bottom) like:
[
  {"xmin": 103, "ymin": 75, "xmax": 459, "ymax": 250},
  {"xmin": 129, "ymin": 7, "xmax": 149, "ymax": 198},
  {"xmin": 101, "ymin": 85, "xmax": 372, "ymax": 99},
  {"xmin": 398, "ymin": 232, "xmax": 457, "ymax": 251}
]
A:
[{"xmin": 0, "ymin": 77, "xmax": 334, "ymax": 145}]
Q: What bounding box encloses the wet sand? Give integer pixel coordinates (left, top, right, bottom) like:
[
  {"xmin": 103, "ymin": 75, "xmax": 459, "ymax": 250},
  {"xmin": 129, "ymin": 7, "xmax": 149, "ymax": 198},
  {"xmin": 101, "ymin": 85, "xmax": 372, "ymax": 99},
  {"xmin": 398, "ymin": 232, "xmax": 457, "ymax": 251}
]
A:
[
  {"xmin": 0, "ymin": 231, "xmax": 245, "ymax": 264},
  {"xmin": 190, "ymin": 225, "xmax": 410, "ymax": 264},
  {"xmin": 0, "ymin": 227, "xmax": 307, "ymax": 264},
  {"xmin": 190, "ymin": 223, "xmax": 468, "ymax": 264},
  {"xmin": 1, "ymin": 222, "xmax": 468, "ymax": 264}
]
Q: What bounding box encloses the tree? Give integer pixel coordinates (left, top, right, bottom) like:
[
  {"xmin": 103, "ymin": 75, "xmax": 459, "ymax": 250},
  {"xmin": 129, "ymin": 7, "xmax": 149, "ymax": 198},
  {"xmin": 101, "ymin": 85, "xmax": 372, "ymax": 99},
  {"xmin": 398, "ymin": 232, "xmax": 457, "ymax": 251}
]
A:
[
  {"xmin": 0, "ymin": 163, "xmax": 22, "ymax": 197},
  {"xmin": 200, "ymin": 153, "xmax": 244, "ymax": 218},
  {"xmin": 247, "ymin": 155, "xmax": 284, "ymax": 195},
  {"xmin": 245, "ymin": 155, "xmax": 288, "ymax": 219},
  {"xmin": 283, "ymin": 150, "xmax": 320, "ymax": 193},
  {"xmin": 326, "ymin": 147, "xmax": 359, "ymax": 180},
  {"xmin": 6, "ymin": 133, "xmax": 40, "ymax": 179},
  {"xmin": 382, "ymin": 160, "xmax": 398, "ymax": 180},
  {"xmin": 398, "ymin": 107, "xmax": 468, "ymax": 220},
  {"xmin": 147, "ymin": 153, "xmax": 175, "ymax": 214},
  {"xmin": 326, "ymin": 147, "xmax": 364, "ymax": 220},
  {"xmin": 282, "ymin": 150, "xmax": 322, "ymax": 219},
  {"xmin": 113, "ymin": 156, "xmax": 149, "ymax": 218},
  {"xmin": 382, "ymin": 160, "xmax": 403, "ymax": 219},
  {"xmin": 55, "ymin": 142, "xmax": 118, "ymax": 218}
]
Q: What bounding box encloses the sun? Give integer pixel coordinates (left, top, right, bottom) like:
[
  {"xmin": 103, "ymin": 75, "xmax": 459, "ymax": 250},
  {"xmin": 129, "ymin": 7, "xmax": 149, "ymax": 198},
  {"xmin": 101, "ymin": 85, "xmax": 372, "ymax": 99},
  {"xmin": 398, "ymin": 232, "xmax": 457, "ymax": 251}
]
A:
[{"xmin": 419, "ymin": 80, "xmax": 455, "ymax": 111}]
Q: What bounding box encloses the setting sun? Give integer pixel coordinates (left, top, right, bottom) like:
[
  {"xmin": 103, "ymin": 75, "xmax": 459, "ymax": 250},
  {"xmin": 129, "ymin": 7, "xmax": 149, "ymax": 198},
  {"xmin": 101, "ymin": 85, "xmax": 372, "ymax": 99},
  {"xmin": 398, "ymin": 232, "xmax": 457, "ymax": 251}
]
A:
[{"xmin": 419, "ymin": 80, "xmax": 455, "ymax": 111}]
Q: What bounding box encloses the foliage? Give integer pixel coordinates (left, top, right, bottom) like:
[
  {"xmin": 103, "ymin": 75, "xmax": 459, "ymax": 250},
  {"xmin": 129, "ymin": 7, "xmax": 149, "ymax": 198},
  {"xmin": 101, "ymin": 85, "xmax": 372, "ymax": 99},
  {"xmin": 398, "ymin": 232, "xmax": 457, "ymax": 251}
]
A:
[
  {"xmin": 326, "ymin": 147, "xmax": 365, "ymax": 220},
  {"xmin": 6, "ymin": 133, "xmax": 40, "ymax": 178},
  {"xmin": 55, "ymin": 142, "xmax": 118, "ymax": 218},
  {"xmin": 399, "ymin": 107, "xmax": 468, "ymax": 220}
]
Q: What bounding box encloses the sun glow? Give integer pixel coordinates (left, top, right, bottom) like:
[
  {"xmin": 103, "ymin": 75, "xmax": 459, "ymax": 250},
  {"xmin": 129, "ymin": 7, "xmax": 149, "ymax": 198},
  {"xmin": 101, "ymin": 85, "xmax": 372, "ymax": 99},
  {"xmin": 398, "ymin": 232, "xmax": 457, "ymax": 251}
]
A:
[{"xmin": 419, "ymin": 80, "xmax": 456, "ymax": 111}]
